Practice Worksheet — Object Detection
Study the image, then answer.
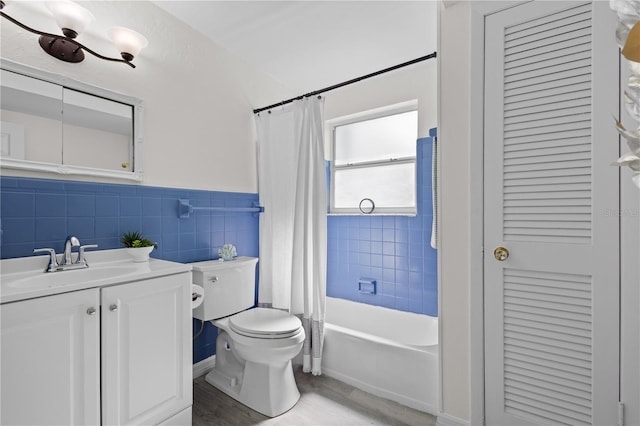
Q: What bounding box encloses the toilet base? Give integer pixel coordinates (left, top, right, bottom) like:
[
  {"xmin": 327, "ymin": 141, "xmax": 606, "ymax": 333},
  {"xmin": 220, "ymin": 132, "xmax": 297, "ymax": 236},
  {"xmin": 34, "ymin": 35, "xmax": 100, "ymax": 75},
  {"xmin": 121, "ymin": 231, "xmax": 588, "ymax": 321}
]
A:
[{"xmin": 205, "ymin": 359, "xmax": 301, "ymax": 417}]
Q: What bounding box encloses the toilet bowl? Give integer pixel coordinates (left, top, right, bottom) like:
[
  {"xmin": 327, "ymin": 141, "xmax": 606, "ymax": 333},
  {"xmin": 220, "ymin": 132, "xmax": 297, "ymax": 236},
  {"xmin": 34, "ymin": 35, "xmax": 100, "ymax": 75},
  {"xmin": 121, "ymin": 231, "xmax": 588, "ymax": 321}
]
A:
[
  {"xmin": 191, "ymin": 257, "xmax": 305, "ymax": 417},
  {"xmin": 208, "ymin": 308, "xmax": 305, "ymax": 416}
]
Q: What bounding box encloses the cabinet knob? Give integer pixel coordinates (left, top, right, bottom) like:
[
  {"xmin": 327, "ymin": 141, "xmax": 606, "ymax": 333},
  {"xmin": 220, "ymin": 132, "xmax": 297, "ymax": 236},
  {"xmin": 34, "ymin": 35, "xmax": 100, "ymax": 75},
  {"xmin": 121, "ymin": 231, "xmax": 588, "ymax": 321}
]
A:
[
  {"xmin": 86, "ymin": 307, "xmax": 97, "ymax": 316},
  {"xmin": 109, "ymin": 304, "xmax": 118, "ymax": 312},
  {"xmin": 209, "ymin": 276, "xmax": 219, "ymax": 282}
]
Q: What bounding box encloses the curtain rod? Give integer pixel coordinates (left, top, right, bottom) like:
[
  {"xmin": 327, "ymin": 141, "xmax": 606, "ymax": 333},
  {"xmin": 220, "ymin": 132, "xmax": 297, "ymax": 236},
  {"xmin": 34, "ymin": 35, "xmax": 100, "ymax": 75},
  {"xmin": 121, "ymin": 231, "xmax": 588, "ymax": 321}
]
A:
[{"xmin": 253, "ymin": 51, "xmax": 437, "ymax": 114}]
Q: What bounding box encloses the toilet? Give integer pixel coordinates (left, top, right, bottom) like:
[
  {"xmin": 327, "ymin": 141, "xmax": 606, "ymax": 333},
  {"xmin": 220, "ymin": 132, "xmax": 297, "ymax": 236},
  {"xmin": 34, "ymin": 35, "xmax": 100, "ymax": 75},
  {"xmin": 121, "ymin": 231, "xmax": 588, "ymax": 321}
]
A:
[{"xmin": 191, "ymin": 256, "xmax": 305, "ymax": 417}]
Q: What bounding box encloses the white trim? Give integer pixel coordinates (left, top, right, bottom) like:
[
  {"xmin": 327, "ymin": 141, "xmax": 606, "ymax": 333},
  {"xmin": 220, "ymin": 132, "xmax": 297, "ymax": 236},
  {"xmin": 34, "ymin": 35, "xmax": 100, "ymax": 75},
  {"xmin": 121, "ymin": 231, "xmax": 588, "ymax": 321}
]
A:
[
  {"xmin": 323, "ymin": 100, "xmax": 418, "ymax": 160},
  {"xmin": 327, "ymin": 103, "xmax": 419, "ymax": 215},
  {"xmin": 467, "ymin": 2, "xmax": 529, "ymax": 425},
  {"xmin": 192, "ymin": 355, "xmax": 215, "ymax": 379},
  {"xmin": 436, "ymin": 412, "xmax": 469, "ymax": 426},
  {"xmin": 0, "ymin": 158, "xmax": 144, "ymax": 181},
  {"xmin": 0, "ymin": 59, "xmax": 139, "ymax": 107},
  {"xmin": 468, "ymin": 4, "xmax": 487, "ymax": 425},
  {"xmin": 436, "ymin": 1, "xmax": 444, "ymax": 417},
  {"xmin": 325, "ymin": 99, "xmax": 418, "ymax": 128}
]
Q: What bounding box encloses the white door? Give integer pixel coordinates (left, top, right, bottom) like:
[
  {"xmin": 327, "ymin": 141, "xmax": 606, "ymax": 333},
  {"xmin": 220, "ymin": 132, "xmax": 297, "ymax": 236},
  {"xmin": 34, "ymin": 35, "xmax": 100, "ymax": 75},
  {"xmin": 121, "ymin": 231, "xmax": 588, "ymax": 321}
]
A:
[
  {"xmin": 0, "ymin": 289, "xmax": 100, "ymax": 425},
  {"xmin": 484, "ymin": 2, "xmax": 620, "ymax": 425},
  {"xmin": 101, "ymin": 274, "xmax": 192, "ymax": 425}
]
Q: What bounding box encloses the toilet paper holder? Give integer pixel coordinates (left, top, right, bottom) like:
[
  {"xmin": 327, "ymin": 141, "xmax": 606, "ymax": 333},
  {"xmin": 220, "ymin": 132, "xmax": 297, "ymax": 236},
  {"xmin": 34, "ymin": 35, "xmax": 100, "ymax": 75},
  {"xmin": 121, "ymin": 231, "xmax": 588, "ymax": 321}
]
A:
[{"xmin": 191, "ymin": 284, "xmax": 205, "ymax": 310}]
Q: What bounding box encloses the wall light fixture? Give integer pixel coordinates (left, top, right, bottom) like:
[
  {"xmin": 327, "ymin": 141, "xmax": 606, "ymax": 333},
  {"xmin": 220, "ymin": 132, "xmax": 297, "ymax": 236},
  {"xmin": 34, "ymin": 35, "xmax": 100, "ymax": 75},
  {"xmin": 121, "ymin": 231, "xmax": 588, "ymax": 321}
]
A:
[{"xmin": 0, "ymin": 0, "xmax": 147, "ymax": 68}]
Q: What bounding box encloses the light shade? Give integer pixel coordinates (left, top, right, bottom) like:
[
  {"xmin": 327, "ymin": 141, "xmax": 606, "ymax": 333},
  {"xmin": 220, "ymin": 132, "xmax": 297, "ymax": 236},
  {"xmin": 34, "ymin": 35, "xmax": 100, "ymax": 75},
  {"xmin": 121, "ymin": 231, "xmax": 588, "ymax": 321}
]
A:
[
  {"xmin": 108, "ymin": 27, "xmax": 148, "ymax": 61},
  {"xmin": 623, "ymin": 20, "xmax": 640, "ymax": 63},
  {"xmin": 46, "ymin": 0, "xmax": 95, "ymax": 38}
]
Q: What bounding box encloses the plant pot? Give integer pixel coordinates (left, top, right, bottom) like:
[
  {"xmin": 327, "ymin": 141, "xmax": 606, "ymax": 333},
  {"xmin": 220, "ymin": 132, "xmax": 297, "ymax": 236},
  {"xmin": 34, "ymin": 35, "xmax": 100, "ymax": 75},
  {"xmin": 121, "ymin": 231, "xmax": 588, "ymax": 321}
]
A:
[{"xmin": 126, "ymin": 246, "xmax": 154, "ymax": 263}]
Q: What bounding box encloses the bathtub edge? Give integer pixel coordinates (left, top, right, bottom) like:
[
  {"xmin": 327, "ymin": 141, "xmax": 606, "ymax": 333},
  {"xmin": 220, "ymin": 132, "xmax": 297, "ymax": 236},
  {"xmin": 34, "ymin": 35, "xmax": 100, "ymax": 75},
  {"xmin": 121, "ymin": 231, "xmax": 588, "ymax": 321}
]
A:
[{"xmin": 322, "ymin": 365, "xmax": 438, "ymax": 415}]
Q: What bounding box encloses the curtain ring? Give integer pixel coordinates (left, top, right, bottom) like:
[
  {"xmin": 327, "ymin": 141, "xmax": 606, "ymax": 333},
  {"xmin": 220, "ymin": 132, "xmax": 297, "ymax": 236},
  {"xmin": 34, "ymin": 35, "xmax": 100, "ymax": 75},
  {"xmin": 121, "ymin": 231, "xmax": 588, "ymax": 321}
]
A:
[{"xmin": 359, "ymin": 198, "xmax": 375, "ymax": 214}]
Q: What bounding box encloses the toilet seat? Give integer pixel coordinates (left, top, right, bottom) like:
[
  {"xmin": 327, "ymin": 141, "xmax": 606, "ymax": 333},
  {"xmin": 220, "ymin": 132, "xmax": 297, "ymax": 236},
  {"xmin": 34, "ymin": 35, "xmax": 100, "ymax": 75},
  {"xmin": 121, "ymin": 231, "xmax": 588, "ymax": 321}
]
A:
[{"xmin": 229, "ymin": 308, "xmax": 302, "ymax": 339}]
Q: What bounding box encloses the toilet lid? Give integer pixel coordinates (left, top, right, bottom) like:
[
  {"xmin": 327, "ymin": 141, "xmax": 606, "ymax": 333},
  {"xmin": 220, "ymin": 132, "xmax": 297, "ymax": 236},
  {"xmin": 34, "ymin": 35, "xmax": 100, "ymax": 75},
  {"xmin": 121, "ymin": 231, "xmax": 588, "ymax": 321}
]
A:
[{"xmin": 229, "ymin": 308, "xmax": 302, "ymax": 339}]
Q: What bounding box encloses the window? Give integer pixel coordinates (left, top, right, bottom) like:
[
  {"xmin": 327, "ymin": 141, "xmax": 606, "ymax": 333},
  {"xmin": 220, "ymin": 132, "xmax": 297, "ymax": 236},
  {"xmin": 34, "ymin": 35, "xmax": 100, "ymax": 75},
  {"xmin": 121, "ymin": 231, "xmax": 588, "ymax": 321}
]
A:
[{"xmin": 329, "ymin": 103, "xmax": 418, "ymax": 215}]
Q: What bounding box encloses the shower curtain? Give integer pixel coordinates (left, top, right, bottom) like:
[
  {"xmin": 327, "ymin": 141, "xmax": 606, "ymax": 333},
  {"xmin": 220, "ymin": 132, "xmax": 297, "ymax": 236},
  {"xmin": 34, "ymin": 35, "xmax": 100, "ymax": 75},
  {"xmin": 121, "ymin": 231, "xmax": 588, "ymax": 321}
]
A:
[{"xmin": 255, "ymin": 96, "xmax": 327, "ymax": 375}]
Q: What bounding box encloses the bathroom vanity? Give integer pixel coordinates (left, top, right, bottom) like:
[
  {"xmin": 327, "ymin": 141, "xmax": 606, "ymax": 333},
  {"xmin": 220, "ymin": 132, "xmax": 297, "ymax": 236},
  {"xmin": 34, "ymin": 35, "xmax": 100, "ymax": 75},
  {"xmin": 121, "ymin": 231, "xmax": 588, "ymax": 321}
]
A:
[{"xmin": 0, "ymin": 249, "xmax": 192, "ymax": 425}]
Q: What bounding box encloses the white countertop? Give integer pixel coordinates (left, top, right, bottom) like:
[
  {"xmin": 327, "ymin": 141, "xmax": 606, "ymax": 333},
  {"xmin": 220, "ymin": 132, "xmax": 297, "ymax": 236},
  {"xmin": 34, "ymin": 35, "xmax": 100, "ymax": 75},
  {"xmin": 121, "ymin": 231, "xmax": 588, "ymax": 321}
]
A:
[{"xmin": 1, "ymin": 249, "xmax": 192, "ymax": 304}]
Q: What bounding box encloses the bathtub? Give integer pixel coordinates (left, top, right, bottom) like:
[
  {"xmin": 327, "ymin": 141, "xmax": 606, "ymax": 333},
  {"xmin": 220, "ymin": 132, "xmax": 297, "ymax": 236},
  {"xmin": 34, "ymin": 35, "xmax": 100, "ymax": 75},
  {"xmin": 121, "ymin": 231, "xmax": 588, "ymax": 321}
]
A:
[{"xmin": 322, "ymin": 297, "xmax": 439, "ymax": 414}]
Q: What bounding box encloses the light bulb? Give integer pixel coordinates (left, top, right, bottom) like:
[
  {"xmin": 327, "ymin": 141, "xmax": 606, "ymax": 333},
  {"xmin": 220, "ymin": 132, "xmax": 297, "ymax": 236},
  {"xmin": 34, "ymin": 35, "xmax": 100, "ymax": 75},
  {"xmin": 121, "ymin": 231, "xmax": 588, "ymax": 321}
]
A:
[
  {"xmin": 108, "ymin": 27, "xmax": 148, "ymax": 62},
  {"xmin": 46, "ymin": 0, "xmax": 95, "ymax": 38}
]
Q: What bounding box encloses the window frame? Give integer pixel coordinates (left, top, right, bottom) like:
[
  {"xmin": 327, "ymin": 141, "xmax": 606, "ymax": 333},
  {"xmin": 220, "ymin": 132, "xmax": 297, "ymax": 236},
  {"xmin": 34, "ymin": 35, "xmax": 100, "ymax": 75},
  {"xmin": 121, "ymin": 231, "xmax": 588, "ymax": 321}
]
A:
[{"xmin": 327, "ymin": 101, "xmax": 418, "ymax": 216}]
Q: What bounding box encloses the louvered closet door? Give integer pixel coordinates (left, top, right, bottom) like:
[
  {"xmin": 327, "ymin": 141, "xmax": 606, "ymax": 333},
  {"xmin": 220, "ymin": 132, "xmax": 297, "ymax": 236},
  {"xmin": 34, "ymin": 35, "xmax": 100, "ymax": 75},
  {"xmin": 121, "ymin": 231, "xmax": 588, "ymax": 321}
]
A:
[{"xmin": 484, "ymin": 2, "xmax": 620, "ymax": 425}]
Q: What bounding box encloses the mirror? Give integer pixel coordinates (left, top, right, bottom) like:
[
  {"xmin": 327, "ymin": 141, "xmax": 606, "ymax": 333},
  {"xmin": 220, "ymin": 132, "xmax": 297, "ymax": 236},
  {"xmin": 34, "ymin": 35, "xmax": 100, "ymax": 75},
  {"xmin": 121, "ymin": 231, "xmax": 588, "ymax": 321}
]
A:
[{"xmin": 0, "ymin": 59, "xmax": 143, "ymax": 181}]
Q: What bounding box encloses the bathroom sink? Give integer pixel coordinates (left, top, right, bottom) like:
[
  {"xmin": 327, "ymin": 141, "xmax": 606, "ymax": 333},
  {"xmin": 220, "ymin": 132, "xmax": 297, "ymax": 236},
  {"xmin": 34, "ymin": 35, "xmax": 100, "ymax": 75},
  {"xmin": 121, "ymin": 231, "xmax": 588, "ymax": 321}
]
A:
[
  {"xmin": 1, "ymin": 248, "xmax": 192, "ymax": 304},
  {"xmin": 5, "ymin": 265, "xmax": 140, "ymax": 289}
]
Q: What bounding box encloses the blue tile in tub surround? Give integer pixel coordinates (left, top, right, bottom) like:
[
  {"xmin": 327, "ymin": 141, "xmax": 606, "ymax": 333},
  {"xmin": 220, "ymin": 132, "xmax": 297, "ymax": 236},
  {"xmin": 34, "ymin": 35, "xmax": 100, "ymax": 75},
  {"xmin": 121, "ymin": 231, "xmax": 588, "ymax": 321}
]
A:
[
  {"xmin": 0, "ymin": 177, "xmax": 259, "ymax": 263},
  {"xmin": 327, "ymin": 131, "xmax": 438, "ymax": 317}
]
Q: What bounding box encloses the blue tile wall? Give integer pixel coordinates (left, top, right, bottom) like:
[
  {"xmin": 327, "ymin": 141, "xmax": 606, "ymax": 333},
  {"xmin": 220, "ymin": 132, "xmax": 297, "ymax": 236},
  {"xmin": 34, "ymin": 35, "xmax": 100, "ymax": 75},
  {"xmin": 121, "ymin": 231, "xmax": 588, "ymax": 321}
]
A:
[
  {"xmin": 0, "ymin": 129, "xmax": 439, "ymax": 364},
  {"xmin": 0, "ymin": 176, "xmax": 259, "ymax": 363},
  {"xmin": 326, "ymin": 129, "xmax": 438, "ymax": 316}
]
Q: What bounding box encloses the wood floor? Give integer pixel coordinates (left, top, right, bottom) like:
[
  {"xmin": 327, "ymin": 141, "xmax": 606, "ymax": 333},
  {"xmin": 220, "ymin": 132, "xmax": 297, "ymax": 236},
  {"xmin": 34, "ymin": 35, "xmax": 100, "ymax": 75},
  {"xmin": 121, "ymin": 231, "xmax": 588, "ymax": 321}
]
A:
[{"xmin": 192, "ymin": 366, "xmax": 437, "ymax": 426}]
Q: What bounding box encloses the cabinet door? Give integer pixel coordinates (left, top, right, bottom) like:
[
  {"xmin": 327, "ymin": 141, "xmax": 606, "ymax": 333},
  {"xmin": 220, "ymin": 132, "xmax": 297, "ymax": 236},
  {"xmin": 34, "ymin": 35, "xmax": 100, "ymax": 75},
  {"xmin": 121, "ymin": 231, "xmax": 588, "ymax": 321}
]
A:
[
  {"xmin": 0, "ymin": 289, "xmax": 100, "ymax": 426},
  {"xmin": 101, "ymin": 273, "xmax": 192, "ymax": 425}
]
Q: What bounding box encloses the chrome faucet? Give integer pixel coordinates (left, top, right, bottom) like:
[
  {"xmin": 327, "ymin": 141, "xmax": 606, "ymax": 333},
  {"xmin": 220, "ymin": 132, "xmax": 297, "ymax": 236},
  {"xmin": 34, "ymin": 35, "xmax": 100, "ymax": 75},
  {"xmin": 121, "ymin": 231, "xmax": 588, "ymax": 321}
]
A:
[
  {"xmin": 33, "ymin": 237, "xmax": 98, "ymax": 272},
  {"xmin": 63, "ymin": 235, "xmax": 80, "ymax": 266}
]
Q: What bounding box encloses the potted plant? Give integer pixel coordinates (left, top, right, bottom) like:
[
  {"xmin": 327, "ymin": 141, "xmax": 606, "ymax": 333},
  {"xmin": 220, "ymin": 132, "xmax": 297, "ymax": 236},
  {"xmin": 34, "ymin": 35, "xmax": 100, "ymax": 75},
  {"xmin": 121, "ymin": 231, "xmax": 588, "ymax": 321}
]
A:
[{"xmin": 120, "ymin": 231, "xmax": 157, "ymax": 262}]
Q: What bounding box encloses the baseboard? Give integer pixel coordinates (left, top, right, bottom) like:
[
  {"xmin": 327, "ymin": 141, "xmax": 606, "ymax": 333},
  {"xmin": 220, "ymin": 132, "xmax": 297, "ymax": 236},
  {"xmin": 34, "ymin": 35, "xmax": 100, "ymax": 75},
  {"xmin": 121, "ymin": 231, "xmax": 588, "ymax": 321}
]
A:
[
  {"xmin": 193, "ymin": 355, "xmax": 215, "ymax": 379},
  {"xmin": 436, "ymin": 412, "xmax": 469, "ymax": 426}
]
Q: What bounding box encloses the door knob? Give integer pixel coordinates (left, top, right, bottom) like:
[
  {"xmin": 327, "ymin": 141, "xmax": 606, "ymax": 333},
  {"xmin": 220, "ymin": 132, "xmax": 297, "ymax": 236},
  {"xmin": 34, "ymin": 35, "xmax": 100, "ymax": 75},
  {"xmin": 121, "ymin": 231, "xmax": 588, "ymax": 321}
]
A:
[
  {"xmin": 109, "ymin": 304, "xmax": 118, "ymax": 312},
  {"xmin": 493, "ymin": 247, "xmax": 509, "ymax": 261}
]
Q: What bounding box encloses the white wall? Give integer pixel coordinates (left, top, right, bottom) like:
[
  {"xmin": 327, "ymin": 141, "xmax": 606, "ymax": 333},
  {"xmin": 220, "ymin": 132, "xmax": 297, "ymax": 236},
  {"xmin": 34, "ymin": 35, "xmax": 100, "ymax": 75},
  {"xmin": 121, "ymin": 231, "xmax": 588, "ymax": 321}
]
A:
[
  {"xmin": 323, "ymin": 60, "xmax": 437, "ymax": 138},
  {"xmin": 0, "ymin": 0, "xmax": 293, "ymax": 193}
]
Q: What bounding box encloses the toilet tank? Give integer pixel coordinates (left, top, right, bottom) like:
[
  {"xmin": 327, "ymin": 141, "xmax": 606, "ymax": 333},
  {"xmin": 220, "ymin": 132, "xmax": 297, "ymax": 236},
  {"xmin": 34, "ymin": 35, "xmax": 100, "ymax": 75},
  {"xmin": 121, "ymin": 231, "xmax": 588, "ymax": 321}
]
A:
[{"xmin": 191, "ymin": 256, "xmax": 258, "ymax": 321}]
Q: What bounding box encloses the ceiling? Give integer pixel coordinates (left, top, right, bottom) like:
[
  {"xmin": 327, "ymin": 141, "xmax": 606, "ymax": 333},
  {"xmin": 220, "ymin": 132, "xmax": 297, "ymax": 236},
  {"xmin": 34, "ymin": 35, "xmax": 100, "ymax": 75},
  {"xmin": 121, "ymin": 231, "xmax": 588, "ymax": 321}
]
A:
[{"xmin": 152, "ymin": 1, "xmax": 438, "ymax": 94}]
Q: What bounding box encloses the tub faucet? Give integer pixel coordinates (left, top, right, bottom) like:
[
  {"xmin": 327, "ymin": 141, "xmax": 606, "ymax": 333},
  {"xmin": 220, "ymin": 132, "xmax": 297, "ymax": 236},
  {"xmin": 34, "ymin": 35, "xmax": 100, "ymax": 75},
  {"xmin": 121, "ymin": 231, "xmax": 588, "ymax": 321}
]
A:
[{"xmin": 63, "ymin": 235, "xmax": 80, "ymax": 265}]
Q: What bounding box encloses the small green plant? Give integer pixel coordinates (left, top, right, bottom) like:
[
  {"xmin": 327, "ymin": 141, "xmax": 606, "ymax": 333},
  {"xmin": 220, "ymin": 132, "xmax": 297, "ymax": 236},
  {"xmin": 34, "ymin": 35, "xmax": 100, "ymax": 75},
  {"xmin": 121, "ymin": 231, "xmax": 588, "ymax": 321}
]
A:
[{"xmin": 120, "ymin": 231, "xmax": 157, "ymax": 249}]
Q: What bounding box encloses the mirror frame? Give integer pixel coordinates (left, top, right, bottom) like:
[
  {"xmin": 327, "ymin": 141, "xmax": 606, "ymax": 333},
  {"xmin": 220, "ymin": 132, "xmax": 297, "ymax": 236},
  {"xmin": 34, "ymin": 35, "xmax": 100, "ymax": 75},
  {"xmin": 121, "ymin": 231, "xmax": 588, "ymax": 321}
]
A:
[{"xmin": 0, "ymin": 59, "xmax": 144, "ymax": 181}]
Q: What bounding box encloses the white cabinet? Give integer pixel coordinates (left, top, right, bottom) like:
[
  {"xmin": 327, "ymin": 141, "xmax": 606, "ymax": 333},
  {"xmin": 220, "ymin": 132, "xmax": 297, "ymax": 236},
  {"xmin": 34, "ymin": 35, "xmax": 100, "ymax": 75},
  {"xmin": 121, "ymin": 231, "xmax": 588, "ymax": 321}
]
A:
[
  {"xmin": 1, "ymin": 289, "xmax": 101, "ymax": 425},
  {"xmin": 0, "ymin": 272, "xmax": 192, "ymax": 426},
  {"xmin": 101, "ymin": 274, "xmax": 192, "ymax": 425}
]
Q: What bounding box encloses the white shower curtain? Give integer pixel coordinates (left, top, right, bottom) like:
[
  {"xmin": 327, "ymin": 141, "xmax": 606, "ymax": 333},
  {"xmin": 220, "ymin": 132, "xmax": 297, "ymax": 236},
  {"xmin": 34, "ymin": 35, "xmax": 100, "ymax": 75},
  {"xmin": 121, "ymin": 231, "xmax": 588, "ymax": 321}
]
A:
[{"xmin": 255, "ymin": 96, "xmax": 327, "ymax": 375}]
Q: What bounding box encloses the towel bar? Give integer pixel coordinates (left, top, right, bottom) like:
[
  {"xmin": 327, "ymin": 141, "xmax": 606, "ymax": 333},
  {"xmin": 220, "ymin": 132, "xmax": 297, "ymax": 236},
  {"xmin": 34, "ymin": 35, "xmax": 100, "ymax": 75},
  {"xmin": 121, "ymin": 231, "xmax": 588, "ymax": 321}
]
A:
[{"xmin": 177, "ymin": 199, "xmax": 264, "ymax": 219}]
